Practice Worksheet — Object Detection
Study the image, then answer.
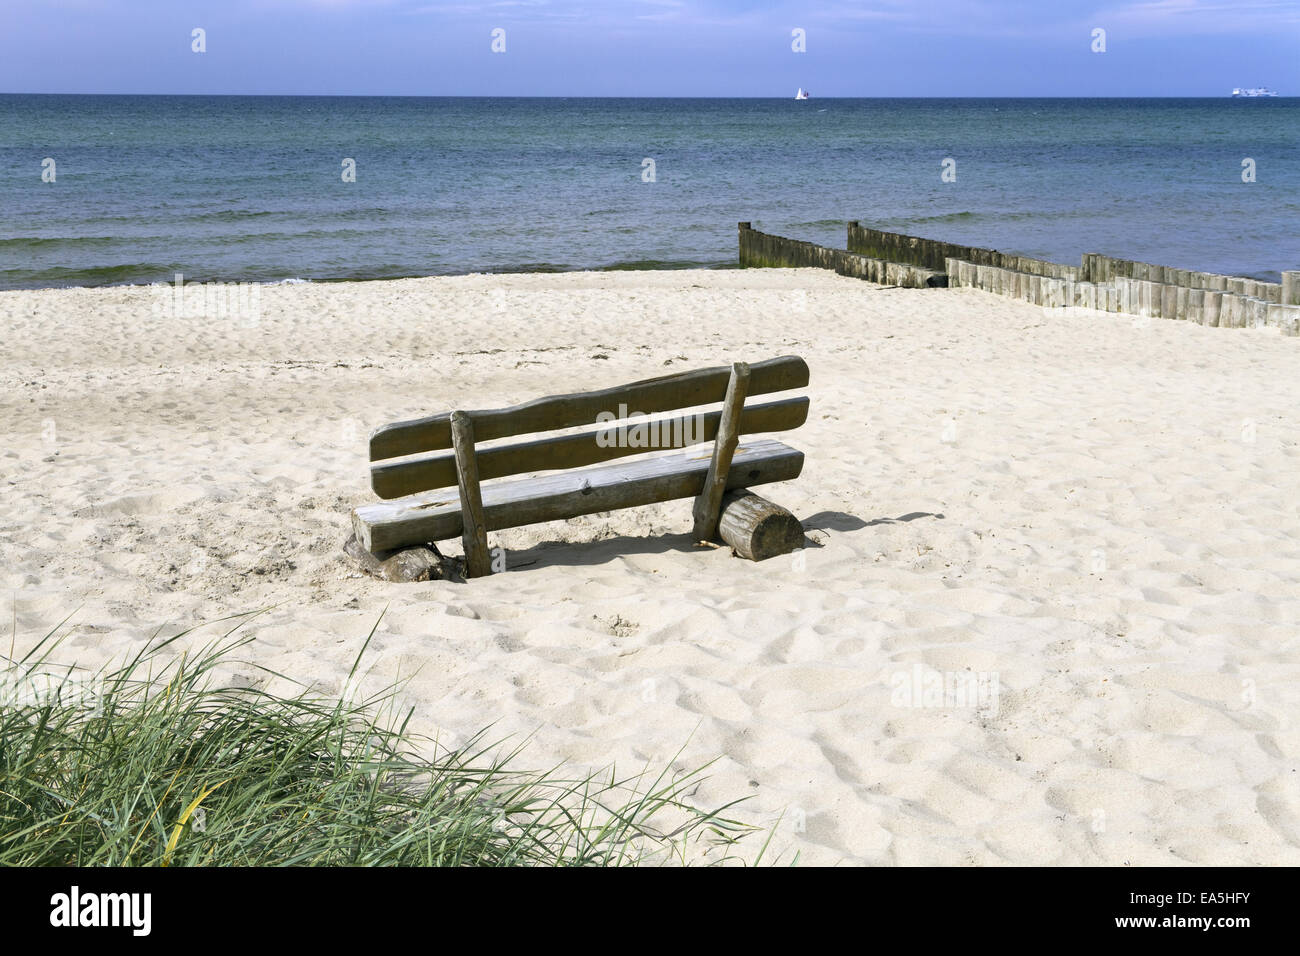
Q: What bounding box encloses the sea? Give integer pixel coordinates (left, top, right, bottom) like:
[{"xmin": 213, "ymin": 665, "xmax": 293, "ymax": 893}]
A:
[{"xmin": 1, "ymin": 95, "xmax": 1296, "ymax": 290}]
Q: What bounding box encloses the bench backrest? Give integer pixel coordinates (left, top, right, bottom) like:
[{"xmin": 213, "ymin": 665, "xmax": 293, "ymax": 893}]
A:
[{"xmin": 368, "ymin": 355, "xmax": 810, "ymax": 500}]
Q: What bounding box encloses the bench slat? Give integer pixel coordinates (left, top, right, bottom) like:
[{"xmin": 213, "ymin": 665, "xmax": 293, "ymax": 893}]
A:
[
  {"xmin": 370, "ymin": 395, "xmax": 809, "ymax": 499},
  {"xmin": 353, "ymin": 439, "xmax": 804, "ymax": 553},
  {"xmin": 369, "ymin": 354, "xmax": 810, "ymax": 462}
]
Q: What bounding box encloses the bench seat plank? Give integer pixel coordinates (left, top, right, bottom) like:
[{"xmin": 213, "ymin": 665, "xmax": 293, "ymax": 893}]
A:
[{"xmin": 353, "ymin": 439, "xmax": 804, "ymax": 553}]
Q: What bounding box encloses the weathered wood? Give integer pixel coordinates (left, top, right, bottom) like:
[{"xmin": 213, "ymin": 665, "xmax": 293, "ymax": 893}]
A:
[
  {"xmin": 741, "ymin": 224, "xmax": 949, "ymax": 288},
  {"xmin": 371, "ymin": 396, "xmax": 809, "ymax": 499},
  {"xmin": 353, "ymin": 439, "xmax": 804, "ymax": 553},
  {"xmin": 450, "ymin": 411, "xmax": 491, "ymax": 578},
  {"xmin": 717, "ymin": 490, "xmax": 806, "ymax": 561},
  {"xmin": 1284, "ymin": 271, "xmax": 1300, "ymax": 306},
  {"xmin": 343, "ymin": 534, "xmax": 458, "ymax": 582},
  {"xmin": 369, "ymin": 355, "xmax": 810, "ymax": 461},
  {"xmin": 692, "ymin": 363, "xmax": 749, "ymax": 541}
]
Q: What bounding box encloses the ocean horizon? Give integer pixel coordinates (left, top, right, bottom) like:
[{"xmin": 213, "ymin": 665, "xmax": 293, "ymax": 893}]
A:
[{"xmin": 2, "ymin": 94, "xmax": 1297, "ymax": 291}]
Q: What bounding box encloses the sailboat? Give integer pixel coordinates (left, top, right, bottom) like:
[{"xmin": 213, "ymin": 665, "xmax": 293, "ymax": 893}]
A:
[{"xmin": 795, "ymin": 88, "xmax": 810, "ymax": 100}]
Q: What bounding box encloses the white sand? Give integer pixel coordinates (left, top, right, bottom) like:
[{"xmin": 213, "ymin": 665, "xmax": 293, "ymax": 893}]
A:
[{"xmin": 3, "ymin": 268, "xmax": 1299, "ymax": 865}]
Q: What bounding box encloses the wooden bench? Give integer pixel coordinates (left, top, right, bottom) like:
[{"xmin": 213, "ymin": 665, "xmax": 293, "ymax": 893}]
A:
[{"xmin": 351, "ymin": 355, "xmax": 810, "ymax": 576}]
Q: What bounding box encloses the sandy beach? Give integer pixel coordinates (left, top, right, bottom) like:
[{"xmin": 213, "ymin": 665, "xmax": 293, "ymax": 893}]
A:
[{"xmin": 3, "ymin": 267, "xmax": 1298, "ymax": 866}]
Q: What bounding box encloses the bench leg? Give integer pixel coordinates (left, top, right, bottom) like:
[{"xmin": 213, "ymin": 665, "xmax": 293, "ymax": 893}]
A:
[
  {"xmin": 451, "ymin": 410, "xmax": 492, "ymax": 578},
  {"xmin": 692, "ymin": 361, "xmax": 750, "ymax": 541}
]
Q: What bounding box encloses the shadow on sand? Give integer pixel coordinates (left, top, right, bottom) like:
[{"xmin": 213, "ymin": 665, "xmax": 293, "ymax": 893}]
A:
[{"xmin": 494, "ymin": 509, "xmax": 938, "ymax": 571}]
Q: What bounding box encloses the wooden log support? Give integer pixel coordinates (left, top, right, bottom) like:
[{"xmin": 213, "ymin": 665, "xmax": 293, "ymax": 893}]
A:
[
  {"xmin": 718, "ymin": 490, "xmax": 805, "ymax": 561},
  {"xmin": 450, "ymin": 411, "xmax": 492, "ymax": 578},
  {"xmin": 343, "ymin": 534, "xmax": 458, "ymax": 583},
  {"xmin": 692, "ymin": 362, "xmax": 750, "ymax": 541}
]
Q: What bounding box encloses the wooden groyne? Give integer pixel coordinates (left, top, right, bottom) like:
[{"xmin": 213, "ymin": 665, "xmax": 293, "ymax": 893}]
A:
[
  {"xmin": 848, "ymin": 221, "xmax": 1080, "ymax": 280},
  {"xmin": 1082, "ymin": 254, "xmax": 1285, "ymax": 302},
  {"xmin": 738, "ymin": 220, "xmax": 1300, "ymax": 335},
  {"xmin": 738, "ymin": 223, "xmax": 946, "ymax": 289},
  {"xmin": 947, "ymin": 258, "xmax": 1299, "ymax": 334},
  {"xmin": 945, "ymin": 259, "xmax": 1299, "ymax": 333}
]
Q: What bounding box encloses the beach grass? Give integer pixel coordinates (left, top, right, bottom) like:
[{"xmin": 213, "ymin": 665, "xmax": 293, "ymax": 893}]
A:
[{"xmin": 0, "ymin": 614, "xmax": 762, "ymax": 866}]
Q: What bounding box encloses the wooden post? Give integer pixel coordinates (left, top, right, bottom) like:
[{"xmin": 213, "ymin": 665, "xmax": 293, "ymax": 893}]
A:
[
  {"xmin": 450, "ymin": 410, "xmax": 492, "ymax": 578},
  {"xmin": 1204, "ymin": 290, "xmax": 1222, "ymax": 327},
  {"xmin": 1283, "ymin": 271, "xmax": 1300, "ymax": 306},
  {"xmin": 692, "ymin": 362, "xmax": 750, "ymax": 541}
]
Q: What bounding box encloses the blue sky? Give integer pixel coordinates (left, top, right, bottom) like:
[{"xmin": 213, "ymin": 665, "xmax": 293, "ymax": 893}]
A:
[{"xmin": 2, "ymin": 0, "xmax": 1297, "ymax": 95}]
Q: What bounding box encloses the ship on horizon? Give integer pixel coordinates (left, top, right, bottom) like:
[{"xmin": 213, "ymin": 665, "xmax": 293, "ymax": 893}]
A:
[
  {"xmin": 795, "ymin": 87, "xmax": 810, "ymax": 100},
  {"xmin": 1232, "ymin": 87, "xmax": 1279, "ymax": 97}
]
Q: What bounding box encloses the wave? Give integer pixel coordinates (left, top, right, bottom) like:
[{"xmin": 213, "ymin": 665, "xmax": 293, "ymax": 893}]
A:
[
  {"xmin": 0, "ymin": 262, "xmax": 188, "ymax": 289},
  {"xmin": 143, "ymin": 207, "xmax": 398, "ymax": 224},
  {"xmin": 0, "ymin": 235, "xmax": 124, "ymax": 249},
  {"xmin": 898, "ymin": 211, "xmax": 980, "ymax": 224},
  {"xmin": 888, "ymin": 209, "xmax": 1096, "ymax": 227},
  {"xmin": 598, "ymin": 258, "xmax": 720, "ymax": 271},
  {"xmin": 186, "ymin": 209, "xmax": 281, "ymax": 223},
  {"xmin": 0, "ymin": 259, "xmax": 734, "ymax": 291},
  {"xmin": 786, "ymin": 219, "xmax": 852, "ymax": 229}
]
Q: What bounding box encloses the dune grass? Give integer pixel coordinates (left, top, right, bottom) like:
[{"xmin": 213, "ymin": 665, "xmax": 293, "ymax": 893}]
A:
[{"xmin": 0, "ymin": 614, "xmax": 764, "ymax": 866}]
